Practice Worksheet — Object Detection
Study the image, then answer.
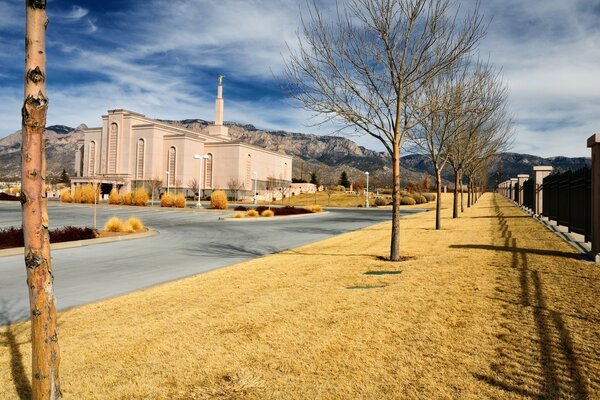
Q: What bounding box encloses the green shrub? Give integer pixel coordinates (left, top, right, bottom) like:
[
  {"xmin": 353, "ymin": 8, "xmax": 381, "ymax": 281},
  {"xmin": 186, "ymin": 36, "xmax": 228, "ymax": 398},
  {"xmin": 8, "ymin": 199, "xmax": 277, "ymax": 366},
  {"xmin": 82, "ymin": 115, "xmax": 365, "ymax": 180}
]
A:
[
  {"xmin": 210, "ymin": 190, "xmax": 228, "ymax": 209},
  {"xmin": 414, "ymin": 195, "xmax": 427, "ymax": 204},
  {"xmin": 174, "ymin": 193, "xmax": 186, "ymax": 208},
  {"xmin": 423, "ymin": 193, "xmax": 436, "ymax": 202},
  {"xmin": 400, "ymin": 196, "xmax": 416, "ymax": 205},
  {"xmin": 374, "ymin": 198, "xmax": 387, "ymax": 206},
  {"xmin": 161, "ymin": 192, "xmax": 175, "ymax": 207}
]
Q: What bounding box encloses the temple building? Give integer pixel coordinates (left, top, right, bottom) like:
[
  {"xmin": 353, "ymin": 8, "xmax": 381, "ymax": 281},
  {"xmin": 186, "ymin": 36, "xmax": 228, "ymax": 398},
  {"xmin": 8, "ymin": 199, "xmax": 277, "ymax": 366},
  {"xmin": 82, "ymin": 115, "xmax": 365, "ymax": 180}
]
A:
[{"xmin": 72, "ymin": 79, "xmax": 292, "ymax": 198}]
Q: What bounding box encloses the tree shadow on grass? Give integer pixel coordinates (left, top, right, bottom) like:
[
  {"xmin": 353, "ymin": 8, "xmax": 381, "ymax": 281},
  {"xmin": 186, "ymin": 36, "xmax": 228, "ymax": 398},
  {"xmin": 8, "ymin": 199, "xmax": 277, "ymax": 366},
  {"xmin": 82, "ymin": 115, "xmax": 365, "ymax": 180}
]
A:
[
  {"xmin": 0, "ymin": 300, "xmax": 31, "ymax": 400},
  {"xmin": 474, "ymin": 197, "xmax": 593, "ymax": 399}
]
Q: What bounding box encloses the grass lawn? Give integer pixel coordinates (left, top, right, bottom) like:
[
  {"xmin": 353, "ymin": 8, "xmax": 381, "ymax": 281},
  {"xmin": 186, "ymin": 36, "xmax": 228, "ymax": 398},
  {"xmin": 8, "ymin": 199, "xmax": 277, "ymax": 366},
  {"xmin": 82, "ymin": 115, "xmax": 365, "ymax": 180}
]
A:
[{"xmin": 1, "ymin": 193, "xmax": 599, "ymax": 399}]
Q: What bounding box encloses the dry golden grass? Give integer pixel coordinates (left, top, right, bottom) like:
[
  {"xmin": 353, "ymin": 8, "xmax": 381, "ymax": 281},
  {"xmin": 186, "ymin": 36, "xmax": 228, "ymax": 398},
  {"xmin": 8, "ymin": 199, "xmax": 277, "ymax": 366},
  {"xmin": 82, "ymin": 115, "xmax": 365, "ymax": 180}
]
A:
[
  {"xmin": 108, "ymin": 188, "xmax": 121, "ymax": 205},
  {"xmin": 160, "ymin": 192, "xmax": 175, "ymax": 207},
  {"xmin": 174, "ymin": 193, "xmax": 187, "ymax": 208},
  {"xmin": 211, "ymin": 190, "xmax": 228, "ymax": 210},
  {"xmin": 1, "ymin": 193, "xmax": 599, "ymax": 399},
  {"xmin": 59, "ymin": 188, "xmax": 72, "ymax": 203}
]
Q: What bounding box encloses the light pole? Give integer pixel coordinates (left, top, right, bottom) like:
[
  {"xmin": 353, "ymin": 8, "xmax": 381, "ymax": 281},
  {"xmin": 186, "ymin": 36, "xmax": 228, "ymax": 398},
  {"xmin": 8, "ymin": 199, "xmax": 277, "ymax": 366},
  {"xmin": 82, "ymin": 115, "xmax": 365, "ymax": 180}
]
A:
[
  {"xmin": 193, "ymin": 154, "xmax": 209, "ymax": 208},
  {"xmin": 93, "ymin": 174, "xmax": 97, "ymax": 229},
  {"xmin": 166, "ymin": 171, "xmax": 170, "ymax": 194},
  {"xmin": 365, "ymin": 171, "xmax": 370, "ymax": 208},
  {"xmin": 253, "ymin": 171, "xmax": 257, "ymax": 204}
]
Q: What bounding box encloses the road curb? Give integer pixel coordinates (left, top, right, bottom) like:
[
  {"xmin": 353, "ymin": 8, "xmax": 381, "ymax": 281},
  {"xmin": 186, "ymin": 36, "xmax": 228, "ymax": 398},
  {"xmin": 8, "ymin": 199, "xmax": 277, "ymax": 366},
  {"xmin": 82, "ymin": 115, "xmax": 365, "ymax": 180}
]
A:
[{"xmin": 0, "ymin": 229, "xmax": 159, "ymax": 258}]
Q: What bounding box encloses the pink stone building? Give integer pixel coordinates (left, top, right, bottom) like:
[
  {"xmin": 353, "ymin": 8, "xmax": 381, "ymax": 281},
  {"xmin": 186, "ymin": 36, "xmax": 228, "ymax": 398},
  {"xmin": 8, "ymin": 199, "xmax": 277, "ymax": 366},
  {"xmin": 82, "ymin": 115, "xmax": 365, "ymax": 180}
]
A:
[{"xmin": 72, "ymin": 81, "xmax": 292, "ymax": 199}]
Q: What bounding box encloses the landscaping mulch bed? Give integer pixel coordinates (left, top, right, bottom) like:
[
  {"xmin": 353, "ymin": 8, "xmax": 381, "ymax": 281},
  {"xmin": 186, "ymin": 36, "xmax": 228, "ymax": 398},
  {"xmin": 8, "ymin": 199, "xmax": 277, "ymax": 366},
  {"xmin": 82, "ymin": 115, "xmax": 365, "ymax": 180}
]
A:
[
  {"xmin": 0, "ymin": 226, "xmax": 98, "ymax": 250},
  {"xmin": 234, "ymin": 205, "xmax": 314, "ymax": 216},
  {"xmin": 0, "ymin": 193, "xmax": 19, "ymax": 201}
]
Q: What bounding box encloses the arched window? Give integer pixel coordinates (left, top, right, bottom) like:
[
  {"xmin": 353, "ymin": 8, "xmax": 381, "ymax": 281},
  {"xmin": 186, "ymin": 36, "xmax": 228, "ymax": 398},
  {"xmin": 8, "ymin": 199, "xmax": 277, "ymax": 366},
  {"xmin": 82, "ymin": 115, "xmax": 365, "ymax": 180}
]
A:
[
  {"xmin": 283, "ymin": 162, "xmax": 288, "ymax": 180},
  {"xmin": 245, "ymin": 154, "xmax": 252, "ymax": 189},
  {"xmin": 108, "ymin": 123, "xmax": 118, "ymax": 173},
  {"xmin": 79, "ymin": 145, "xmax": 84, "ymax": 177},
  {"xmin": 136, "ymin": 139, "xmax": 145, "ymax": 180},
  {"xmin": 204, "ymin": 153, "xmax": 213, "ymax": 188},
  {"xmin": 88, "ymin": 141, "xmax": 96, "ymax": 176},
  {"xmin": 168, "ymin": 146, "xmax": 176, "ymax": 187}
]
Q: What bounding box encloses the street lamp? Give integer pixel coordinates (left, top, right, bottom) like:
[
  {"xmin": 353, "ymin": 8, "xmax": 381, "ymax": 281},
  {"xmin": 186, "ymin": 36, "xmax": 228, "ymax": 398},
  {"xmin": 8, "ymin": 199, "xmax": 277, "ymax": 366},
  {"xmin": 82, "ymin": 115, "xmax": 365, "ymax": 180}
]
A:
[
  {"xmin": 193, "ymin": 154, "xmax": 209, "ymax": 208},
  {"xmin": 365, "ymin": 171, "xmax": 370, "ymax": 208},
  {"xmin": 165, "ymin": 171, "xmax": 170, "ymax": 194},
  {"xmin": 253, "ymin": 171, "xmax": 257, "ymax": 204}
]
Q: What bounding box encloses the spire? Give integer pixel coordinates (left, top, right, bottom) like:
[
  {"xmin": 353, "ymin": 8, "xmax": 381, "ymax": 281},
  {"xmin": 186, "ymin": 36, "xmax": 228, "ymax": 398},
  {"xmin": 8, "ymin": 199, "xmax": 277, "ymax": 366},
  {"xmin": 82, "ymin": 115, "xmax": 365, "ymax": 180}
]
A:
[{"xmin": 214, "ymin": 75, "xmax": 224, "ymax": 126}]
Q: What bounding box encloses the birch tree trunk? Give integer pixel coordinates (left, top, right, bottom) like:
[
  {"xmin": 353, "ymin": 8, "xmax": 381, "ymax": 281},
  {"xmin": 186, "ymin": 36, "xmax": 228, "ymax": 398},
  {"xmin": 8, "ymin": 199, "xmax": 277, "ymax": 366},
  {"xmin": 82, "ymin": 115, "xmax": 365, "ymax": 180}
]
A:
[{"xmin": 21, "ymin": 1, "xmax": 62, "ymax": 398}]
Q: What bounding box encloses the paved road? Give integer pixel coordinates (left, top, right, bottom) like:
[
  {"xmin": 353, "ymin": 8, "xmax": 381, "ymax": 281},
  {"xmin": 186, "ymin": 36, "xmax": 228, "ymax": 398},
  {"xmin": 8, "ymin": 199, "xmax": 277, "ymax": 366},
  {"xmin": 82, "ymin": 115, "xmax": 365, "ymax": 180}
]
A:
[{"xmin": 0, "ymin": 202, "xmax": 424, "ymax": 323}]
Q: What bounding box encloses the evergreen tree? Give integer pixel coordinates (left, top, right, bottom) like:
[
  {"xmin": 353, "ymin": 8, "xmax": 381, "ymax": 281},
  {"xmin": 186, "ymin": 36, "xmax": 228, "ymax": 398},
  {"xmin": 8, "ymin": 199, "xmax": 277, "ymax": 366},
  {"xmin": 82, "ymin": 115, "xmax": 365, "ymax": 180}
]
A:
[
  {"xmin": 60, "ymin": 168, "xmax": 70, "ymax": 185},
  {"xmin": 309, "ymin": 172, "xmax": 319, "ymax": 186},
  {"xmin": 339, "ymin": 171, "xmax": 350, "ymax": 188}
]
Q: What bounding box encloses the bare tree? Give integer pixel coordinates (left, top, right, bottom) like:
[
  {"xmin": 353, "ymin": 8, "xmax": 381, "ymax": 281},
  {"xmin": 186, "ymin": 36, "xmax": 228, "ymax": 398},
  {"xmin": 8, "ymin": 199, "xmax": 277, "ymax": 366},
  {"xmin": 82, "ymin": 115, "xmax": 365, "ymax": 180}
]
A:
[
  {"xmin": 227, "ymin": 177, "xmax": 244, "ymax": 203},
  {"xmin": 188, "ymin": 178, "xmax": 199, "ymax": 201},
  {"xmin": 284, "ymin": 0, "xmax": 485, "ymax": 260},
  {"xmin": 149, "ymin": 177, "xmax": 162, "ymax": 206},
  {"xmin": 21, "ymin": 1, "xmax": 61, "ymax": 397}
]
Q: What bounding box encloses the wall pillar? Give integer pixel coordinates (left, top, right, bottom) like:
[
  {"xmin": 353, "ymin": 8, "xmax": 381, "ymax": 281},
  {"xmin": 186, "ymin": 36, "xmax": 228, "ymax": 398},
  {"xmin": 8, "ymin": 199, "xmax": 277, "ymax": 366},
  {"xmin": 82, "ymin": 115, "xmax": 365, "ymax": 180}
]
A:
[
  {"xmin": 587, "ymin": 134, "xmax": 600, "ymax": 255},
  {"xmin": 533, "ymin": 166, "xmax": 553, "ymax": 215},
  {"xmin": 510, "ymin": 178, "xmax": 518, "ymax": 202},
  {"xmin": 517, "ymin": 174, "xmax": 529, "ymax": 206}
]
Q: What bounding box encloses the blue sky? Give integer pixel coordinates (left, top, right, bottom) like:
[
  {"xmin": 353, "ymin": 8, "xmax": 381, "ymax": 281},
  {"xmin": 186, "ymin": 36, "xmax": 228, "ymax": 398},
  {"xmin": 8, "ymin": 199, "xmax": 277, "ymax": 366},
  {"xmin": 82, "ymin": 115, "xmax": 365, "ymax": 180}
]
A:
[{"xmin": 1, "ymin": 0, "xmax": 599, "ymax": 157}]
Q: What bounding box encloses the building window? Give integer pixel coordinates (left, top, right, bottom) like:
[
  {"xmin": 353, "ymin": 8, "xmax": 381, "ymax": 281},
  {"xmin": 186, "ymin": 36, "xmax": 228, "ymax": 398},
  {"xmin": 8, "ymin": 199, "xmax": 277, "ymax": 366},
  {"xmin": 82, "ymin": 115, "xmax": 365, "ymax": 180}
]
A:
[
  {"xmin": 79, "ymin": 145, "xmax": 84, "ymax": 177},
  {"xmin": 108, "ymin": 123, "xmax": 118, "ymax": 173},
  {"xmin": 136, "ymin": 139, "xmax": 145, "ymax": 180},
  {"xmin": 283, "ymin": 162, "xmax": 288, "ymax": 180},
  {"xmin": 245, "ymin": 154, "xmax": 252, "ymax": 189},
  {"xmin": 204, "ymin": 153, "xmax": 213, "ymax": 189},
  {"xmin": 88, "ymin": 141, "xmax": 96, "ymax": 176},
  {"xmin": 168, "ymin": 146, "xmax": 176, "ymax": 187}
]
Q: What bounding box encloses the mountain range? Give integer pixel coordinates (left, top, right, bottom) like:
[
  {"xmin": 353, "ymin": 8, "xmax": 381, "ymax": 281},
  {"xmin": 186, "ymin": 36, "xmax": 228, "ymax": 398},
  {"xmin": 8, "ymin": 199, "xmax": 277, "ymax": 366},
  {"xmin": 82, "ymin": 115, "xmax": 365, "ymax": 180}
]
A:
[{"xmin": 0, "ymin": 121, "xmax": 591, "ymax": 187}]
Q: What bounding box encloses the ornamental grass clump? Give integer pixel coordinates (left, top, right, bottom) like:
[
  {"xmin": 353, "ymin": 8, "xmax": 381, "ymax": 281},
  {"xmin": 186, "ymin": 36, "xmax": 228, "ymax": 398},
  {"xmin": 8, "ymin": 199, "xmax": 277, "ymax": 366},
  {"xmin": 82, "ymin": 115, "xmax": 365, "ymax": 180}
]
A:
[
  {"xmin": 374, "ymin": 198, "xmax": 387, "ymax": 206},
  {"xmin": 161, "ymin": 192, "xmax": 175, "ymax": 207},
  {"xmin": 122, "ymin": 222, "xmax": 135, "ymax": 233},
  {"xmin": 122, "ymin": 192, "xmax": 132, "ymax": 206},
  {"xmin": 104, "ymin": 217, "xmax": 124, "ymax": 232},
  {"xmin": 232, "ymin": 212, "xmax": 245, "ymax": 218},
  {"xmin": 132, "ymin": 188, "xmax": 149, "ymax": 206},
  {"xmin": 174, "ymin": 193, "xmax": 186, "ymax": 208},
  {"xmin": 75, "ymin": 184, "xmax": 97, "ymax": 204},
  {"xmin": 261, "ymin": 209, "xmax": 274, "ymax": 217},
  {"xmin": 108, "ymin": 188, "xmax": 121, "ymax": 205},
  {"xmin": 304, "ymin": 205, "xmax": 322, "ymax": 213},
  {"xmin": 247, "ymin": 209, "xmax": 259, "ymax": 217},
  {"xmin": 125, "ymin": 217, "xmax": 144, "ymax": 232},
  {"xmin": 401, "ymin": 196, "xmax": 416, "ymax": 205},
  {"xmin": 60, "ymin": 188, "xmax": 72, "ymax": 203},
  {"xmin": 210, "ymin": 190, "xmax": 228, "ymax": 209}
]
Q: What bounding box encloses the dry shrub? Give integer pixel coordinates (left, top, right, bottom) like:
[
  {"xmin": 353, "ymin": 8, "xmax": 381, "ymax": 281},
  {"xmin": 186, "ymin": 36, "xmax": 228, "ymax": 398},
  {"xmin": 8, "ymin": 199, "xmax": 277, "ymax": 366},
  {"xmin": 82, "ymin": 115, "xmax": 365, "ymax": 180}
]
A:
[
  {"xmin": 161, "ymin": 192, "xmax": 175, "ymax": 207},
  {"xmin": 174, "ymin": 193, "xmax": 186, "ymax": 208},
  {"xmin": 233, "ymin": 212, "xmax": 245, "ymax": 219},
  {"xmin": 122, "ymin": 223, "xmax": 135, "ymax": 233},
  {"xmin": 60, "ymin": 188, "xmax": 73, "ymax": 203},
  {"xmin": 374, "ymin": 198, "xmax": 387, "ymax": 206},
  {"xmin": 304, "ymin": 205, "xmax": 322, "ymax": 213},
  {"xmin": 261, "ymin": 209, "xmax": 274, "ymax": 217},
  {"xmin": 247, "ymin": 209, "xmax": 259, "ymax": 217},
  {"xmin": 104, "ymin": 217, "xmax": 124, "ymax": 232},
  {"xmin": 401, "ymin": 196, "xmax": 416, "ymax": 205},
  {"xmin": 133, "ymin": 187, "xmax": 149, "ymax": 206},
  {"xmin": 74, "ymin": 184, "xmax": 97, "ymax": 204},
  {"xmin": 126, "ymin": 217, "xmax": 144, "ymax": 232},
  {"xmin": 108, "ymin": 188, "xmax": 121, "ymax": 205},
  {"xmin": 423, "ymin": 193, "xmax": 436, "ymax": 202},
  {"xmin": 9, "ymin": 187, "xmax": 20, "ymax": 195},
  {"xmin": 122, "ymin": 192, "xmax": 132, "ymax": 206},
  {"xmin": 210, "ymin": 190, "xmax": 228, "ymax": 209}
]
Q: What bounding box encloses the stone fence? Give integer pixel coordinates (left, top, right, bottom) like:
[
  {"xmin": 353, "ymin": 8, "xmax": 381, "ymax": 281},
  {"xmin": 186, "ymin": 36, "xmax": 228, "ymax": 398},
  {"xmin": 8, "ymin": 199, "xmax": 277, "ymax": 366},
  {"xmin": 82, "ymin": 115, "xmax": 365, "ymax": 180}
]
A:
[{"xmin": 498, "ymin": 133, "xmax": 600, "ymax": 261}]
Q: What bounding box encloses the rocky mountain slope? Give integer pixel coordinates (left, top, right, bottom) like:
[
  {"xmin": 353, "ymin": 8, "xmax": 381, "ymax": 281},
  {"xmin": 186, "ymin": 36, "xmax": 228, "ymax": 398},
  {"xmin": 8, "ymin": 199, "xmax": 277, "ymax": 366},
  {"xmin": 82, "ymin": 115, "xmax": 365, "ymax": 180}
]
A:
[{"xmin": 0, "ymin": 120, "xmax": 591, "ymax": 187}]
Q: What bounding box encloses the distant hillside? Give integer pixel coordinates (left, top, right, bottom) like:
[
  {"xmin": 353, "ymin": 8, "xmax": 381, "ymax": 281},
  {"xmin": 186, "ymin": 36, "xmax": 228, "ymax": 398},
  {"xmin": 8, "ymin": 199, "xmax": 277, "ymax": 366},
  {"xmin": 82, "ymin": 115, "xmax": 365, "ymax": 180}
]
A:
[{"xmin": 0, "ymin": 121, "xmax": 591, "ymax": 187}]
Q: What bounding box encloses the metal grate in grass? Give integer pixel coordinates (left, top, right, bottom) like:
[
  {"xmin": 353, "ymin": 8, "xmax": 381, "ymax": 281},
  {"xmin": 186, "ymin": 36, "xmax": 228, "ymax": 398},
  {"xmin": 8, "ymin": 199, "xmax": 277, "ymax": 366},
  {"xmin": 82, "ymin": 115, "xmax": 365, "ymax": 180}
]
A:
[
  {"xmin": 363, "ymin": 270, "xmax": 402, "ymax": 276},
  {"xmin": 346, "ymin": 285, "xmax": 387, "ymax": 290}
]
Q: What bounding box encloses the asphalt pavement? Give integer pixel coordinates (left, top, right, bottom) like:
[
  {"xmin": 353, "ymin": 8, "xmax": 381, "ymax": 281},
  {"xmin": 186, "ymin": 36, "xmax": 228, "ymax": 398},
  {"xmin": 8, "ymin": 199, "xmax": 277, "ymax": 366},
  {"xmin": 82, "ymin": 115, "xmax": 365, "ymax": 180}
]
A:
[{"xmin": 0, "ymin": 202, "xmax": 424, "ymax": 323}]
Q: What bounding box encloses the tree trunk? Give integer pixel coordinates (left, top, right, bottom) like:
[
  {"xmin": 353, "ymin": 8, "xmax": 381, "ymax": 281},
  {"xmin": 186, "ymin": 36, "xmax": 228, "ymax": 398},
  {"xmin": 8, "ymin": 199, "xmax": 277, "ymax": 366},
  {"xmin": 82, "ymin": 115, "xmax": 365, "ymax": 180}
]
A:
[
  {"xmin": 453, "ymin": 168, "xmax": 459, "ymax": 219},
  {"xmin": 460, "ymin": 172, "xmax": 465, "ymax": 213},
  {"xmin": 467, "ymin": 176, "xmax": 472, "ymax": 208},
  {"xmin": 435, "ymin": 169, "xmax": 442, "ymax": 230},
  {"xmin": 390, "ymin": 141, "xmax": 401, "ymax": 261},
  {"xmin": 21, "ymin": 1, "xmax": 62, "ymax": 399}
]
